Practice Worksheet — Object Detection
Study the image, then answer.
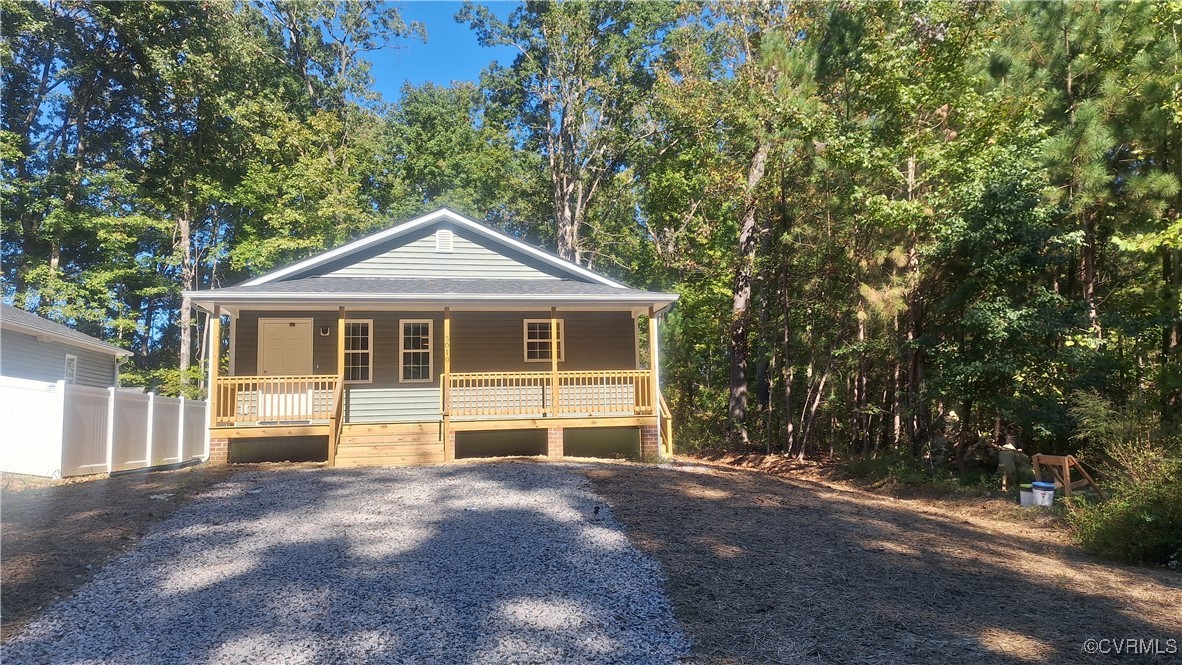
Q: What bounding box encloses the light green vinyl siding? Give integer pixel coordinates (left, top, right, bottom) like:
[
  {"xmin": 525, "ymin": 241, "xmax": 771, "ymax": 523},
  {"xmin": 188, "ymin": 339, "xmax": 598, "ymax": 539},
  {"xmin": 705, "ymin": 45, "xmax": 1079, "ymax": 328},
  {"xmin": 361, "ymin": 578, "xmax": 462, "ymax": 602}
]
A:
[
  {"xmin": 323, "ymin": 226, "xmax": 561, "ymax": 280},
  {"xmin": 344, "ymin": 387, "xmax": 441, "ymax": 422}
]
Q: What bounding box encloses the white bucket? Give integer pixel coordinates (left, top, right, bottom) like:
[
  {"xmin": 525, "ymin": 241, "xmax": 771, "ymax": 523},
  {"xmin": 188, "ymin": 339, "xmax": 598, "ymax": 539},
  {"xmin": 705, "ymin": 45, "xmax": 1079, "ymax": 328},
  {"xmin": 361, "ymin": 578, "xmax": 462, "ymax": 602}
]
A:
[
  {"xmin": 1033, "ymin": 488, "xmax": 1055, "ymax": 507},
  {"xmin": 1020, "ymin": 490, "xmax": 1034, "ymax": 506}
]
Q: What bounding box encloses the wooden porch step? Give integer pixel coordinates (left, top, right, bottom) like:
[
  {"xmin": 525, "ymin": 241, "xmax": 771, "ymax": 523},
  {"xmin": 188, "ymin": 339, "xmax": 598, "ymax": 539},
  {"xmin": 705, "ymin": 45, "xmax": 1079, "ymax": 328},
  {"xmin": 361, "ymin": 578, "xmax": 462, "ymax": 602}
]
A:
[
  {"xmin": 335, "ymin": 449, "xmax": 445, "ymax": 467},
  {"xmin": 339, "ymin": 432, "xmax": 441, "ymax": 445},
  {"xmin": 335, "ymin": 442, "xmax": 444, "ymax": 457},
  {"xmin": 341, "ymin": 422, "xmax": 440, "ymax": 436}
]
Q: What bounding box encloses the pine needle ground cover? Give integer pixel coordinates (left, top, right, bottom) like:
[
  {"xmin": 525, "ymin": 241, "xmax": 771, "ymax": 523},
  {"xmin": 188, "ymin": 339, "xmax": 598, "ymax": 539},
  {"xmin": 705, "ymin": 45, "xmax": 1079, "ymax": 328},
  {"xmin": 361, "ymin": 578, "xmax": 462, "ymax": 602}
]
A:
[{"xmin": 588, "ymin": 462, "xmax": 1181, "ymax": 665}]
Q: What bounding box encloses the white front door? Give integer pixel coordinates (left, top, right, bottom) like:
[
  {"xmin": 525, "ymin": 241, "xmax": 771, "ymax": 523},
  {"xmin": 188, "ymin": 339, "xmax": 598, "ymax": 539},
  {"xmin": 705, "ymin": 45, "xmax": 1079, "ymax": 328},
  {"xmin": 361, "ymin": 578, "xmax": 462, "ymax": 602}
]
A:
[{"xmin": 259, "ymin": 319, "xmax": 314, "ymax": 375}]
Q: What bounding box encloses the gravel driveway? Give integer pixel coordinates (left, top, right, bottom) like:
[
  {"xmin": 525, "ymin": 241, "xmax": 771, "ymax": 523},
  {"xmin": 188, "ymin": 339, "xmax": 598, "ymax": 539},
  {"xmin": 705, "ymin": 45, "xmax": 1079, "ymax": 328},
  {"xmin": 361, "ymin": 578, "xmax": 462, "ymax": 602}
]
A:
[{"xmin": 3, "ymin": 462, "xmax": 689, "ymax": 664}]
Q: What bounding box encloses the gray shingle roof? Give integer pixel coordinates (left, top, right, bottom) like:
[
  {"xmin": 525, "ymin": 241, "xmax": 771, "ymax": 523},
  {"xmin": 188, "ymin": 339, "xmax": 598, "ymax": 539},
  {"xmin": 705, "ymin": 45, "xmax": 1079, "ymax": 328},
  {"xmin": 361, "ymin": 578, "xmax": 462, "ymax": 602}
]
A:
[
  {"xmin": 1, "ymin": 303, "xmax": 131, "ymax": 356},
  {"xmin": 203, "ymin": 277, "xmax": 673, "ymax": 298}
]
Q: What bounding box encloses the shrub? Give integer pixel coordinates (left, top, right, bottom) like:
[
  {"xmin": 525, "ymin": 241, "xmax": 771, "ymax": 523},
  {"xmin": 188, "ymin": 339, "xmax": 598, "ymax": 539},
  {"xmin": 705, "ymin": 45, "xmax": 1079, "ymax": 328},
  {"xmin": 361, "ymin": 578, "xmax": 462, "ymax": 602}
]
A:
[
  {"xmin": 841, "ymin": 451, "xmax": 990, "ymax": 491},
  {"xmin": 1066, "ymin": 464, "xmax": 1182, "ymax": 567},
  {"xmin": 1066, "ymin": 391, "xmax": 1182, "ymax": 567}
]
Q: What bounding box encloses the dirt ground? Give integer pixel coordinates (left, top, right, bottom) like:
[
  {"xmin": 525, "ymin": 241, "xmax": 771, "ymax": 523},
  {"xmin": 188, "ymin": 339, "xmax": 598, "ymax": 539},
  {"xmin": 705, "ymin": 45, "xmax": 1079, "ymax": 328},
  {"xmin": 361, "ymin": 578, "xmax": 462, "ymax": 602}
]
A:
[
  {"xmin": 587, "ymin": 459, "xmax": 1182, "ymax": 665},
  {"xmin": 4, "ymin": 457, "xmax": 1179, "ymax": 663},
  {"xmin": 0, "ymin": 464, "xmax": 250, "ymax": 641}
]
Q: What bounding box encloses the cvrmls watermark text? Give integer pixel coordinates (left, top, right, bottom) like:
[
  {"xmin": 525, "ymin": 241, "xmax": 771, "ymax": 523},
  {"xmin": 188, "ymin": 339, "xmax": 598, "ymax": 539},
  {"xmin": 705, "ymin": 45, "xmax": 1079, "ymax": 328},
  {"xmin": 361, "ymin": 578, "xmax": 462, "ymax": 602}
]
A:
[{"xmin": 1082, "ymin": 638, "xmax": 1177, "ymax": 656}]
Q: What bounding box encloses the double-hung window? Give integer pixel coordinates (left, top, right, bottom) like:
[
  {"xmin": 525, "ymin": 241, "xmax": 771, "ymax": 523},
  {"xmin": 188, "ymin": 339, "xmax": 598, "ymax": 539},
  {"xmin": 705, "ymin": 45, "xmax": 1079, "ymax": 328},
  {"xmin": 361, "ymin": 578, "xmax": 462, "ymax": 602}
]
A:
[
  {"xmin": 343, "ymin": 320, "xmax": 373, "ymax": 383},
  {"xmin": 523, "ymin": 319, "xmax": 564, "ymax": 362},
  {"xmin": 400, "ymin": 320, "xmax": 432, "ymax": 382}
]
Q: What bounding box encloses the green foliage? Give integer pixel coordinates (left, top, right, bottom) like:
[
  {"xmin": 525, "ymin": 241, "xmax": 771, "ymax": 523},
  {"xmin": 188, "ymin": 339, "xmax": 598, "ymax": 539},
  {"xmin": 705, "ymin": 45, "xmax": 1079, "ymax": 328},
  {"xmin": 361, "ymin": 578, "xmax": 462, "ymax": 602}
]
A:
[
  {"xmin": 1066, "ymin": 461, "xmax": 1182, "ymax": 567},
  {"xmin": 120, "ymin": 365, "xmax": 206, "ymax": 400},
  {"xmin": 1066, "ymin": 390, "xmax": 1182, "ymax": 566},
  {"xmin": 841, "ymin": 451, "xmax": 994, "ymax": 492},
  {"xmin": 2, "ymin": 0, "xmax": 425, "ymax": 385},
  {"xmin": 383, "ymin": 81, "xmax": 545, "ymax": 236}
]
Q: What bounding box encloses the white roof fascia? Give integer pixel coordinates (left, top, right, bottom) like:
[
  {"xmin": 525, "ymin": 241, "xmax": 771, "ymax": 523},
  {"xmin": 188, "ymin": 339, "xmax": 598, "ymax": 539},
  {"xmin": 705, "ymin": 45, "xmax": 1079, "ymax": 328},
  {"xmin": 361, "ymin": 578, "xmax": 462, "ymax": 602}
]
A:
[
  {"xmin": 185, "ymin": 292, "xmax": 678, "ymax": 314},
  {"xmin": 243, "ymin": 208, "xmax": 626, "ymax": 288},
  {"xmin": 0, "ymin": 320, "xmax": 133, "ymax": 357}
]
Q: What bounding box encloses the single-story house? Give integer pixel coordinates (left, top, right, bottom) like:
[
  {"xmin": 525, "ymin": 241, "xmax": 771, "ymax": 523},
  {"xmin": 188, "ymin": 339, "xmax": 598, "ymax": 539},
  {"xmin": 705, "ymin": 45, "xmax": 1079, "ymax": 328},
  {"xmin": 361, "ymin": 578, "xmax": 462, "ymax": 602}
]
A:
[
  {"xmin": 1, "ymin": 303, "xmax": 131, "ymax": 387},
  {"xmin": 184, "ymin": 208, "xmax": 678, "ymax": 467}
]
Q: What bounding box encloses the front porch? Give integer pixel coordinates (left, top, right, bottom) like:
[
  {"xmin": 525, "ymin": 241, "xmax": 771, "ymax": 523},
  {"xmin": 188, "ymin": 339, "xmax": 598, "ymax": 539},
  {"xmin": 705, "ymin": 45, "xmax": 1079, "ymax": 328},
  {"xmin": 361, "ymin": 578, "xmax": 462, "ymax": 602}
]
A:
[
  {"xmin": 204, "ymin": 307, "xmax": 673, "ymax": 466},
  {"xmin": 210, "ymin": 369, "xmax": 657, "ymax": 426}
]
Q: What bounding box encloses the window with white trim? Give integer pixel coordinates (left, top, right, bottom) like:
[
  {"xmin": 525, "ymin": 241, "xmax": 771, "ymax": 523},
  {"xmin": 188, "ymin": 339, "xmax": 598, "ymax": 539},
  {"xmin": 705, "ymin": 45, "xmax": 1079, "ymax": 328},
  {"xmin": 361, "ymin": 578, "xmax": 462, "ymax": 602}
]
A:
[
  {"xmin": 343, "ymin": 320, "xmax": 372, "ymax": 383},
  {"xmin": 64, "ymin": 354, "xmax": 78, "ymax": 384},
  {"xmin": 523, "ymin": 319, "xmax": 564, "ymax": 362},
  {"xmin": 399, "ymin": 320, "xmax": 432, "ymax": 382}
]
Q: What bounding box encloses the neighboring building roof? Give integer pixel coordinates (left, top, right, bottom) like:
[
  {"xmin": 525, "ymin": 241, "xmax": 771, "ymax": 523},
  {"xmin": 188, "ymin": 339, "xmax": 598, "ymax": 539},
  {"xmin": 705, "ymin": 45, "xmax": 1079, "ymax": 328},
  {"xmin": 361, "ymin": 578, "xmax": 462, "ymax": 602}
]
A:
[
  {"xmin": 0, "ymin": 303, "xmax": 132, "ymax": 357},
  {"xmin": 186, "ymin": 208, "xmax": 679, "ymax": 315}
]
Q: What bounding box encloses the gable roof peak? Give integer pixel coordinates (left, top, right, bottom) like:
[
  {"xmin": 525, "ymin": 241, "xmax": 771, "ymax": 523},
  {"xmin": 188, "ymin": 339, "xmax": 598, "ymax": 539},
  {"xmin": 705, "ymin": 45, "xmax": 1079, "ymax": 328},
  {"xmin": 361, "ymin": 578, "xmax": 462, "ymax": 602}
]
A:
[{"xmin": 243, "ymin": 208, "xmax": 626, "ymax": 289}]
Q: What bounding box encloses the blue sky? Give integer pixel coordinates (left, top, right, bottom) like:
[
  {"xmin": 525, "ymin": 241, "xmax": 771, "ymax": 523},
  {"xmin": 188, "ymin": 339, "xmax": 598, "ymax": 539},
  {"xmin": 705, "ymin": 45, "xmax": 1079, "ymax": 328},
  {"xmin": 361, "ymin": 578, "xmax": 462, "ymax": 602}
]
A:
[{"xmin": 366, "ymin": 1, "xmax": 520, "ymax": 102}]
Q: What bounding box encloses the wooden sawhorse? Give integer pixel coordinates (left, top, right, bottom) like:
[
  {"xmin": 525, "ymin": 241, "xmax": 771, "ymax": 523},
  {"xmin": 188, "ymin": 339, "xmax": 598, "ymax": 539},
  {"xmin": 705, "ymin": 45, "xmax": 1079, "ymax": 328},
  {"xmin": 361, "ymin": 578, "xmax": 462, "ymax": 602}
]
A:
[{"xmin": 1031, "ymin": 454, "xmax": 1105, "ymax": 500}]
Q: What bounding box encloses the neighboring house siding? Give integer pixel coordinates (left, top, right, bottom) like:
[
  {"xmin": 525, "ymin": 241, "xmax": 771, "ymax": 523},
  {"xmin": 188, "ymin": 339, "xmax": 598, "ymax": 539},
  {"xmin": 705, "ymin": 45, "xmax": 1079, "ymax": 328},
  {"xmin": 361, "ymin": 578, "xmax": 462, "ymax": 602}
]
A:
[
  {"xmin": 0, "ymin": 329, "xmax": 117, "ymax": 387},
  {"xmin": 320, "ymin": 226, "xmax": 563, "ymax": 280},
  {"xmin": 234, "ymin": 309, "xmax": 637, "ymax": 423}
]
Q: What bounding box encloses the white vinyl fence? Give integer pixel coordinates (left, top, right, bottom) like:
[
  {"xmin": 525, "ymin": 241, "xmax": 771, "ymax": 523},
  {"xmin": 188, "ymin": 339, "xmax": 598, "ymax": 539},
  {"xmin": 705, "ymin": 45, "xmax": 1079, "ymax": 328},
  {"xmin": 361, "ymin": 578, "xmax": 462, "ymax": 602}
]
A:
[{"xmin": 1, "ymin": 376, "xmax": 207, "ymax": 478}]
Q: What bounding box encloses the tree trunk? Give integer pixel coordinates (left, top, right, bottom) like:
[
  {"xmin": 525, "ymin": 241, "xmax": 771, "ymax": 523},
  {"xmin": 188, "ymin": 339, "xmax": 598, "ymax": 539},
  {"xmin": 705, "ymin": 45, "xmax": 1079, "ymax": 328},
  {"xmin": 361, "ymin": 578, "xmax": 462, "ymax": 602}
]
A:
[
  {"xmin": 782, "ymin": 310, "xmax": 795, "ymax": 457},
  {"xmin": 906, "ymin": 260, "xmax": 929, "ymax": 456},
  {"xmin": 892, "ymin": 315, "xmax": 902, "ymax": 448},
  {"xmin": 799, "ymin": 360, "xmax": 831, "ymax": 458},
  {"xmin": 855, "ymin": 313, "xmax": 868, "ymax": 454},
  {"xmin": 1082, "ymin": 210, "xmax": 1101, "ymax": 341},
  {"xmin": 953, "ymin": 399, "xmax": 973, "ymax": 474},
  {"xmin": 1163, "ymin": 125, "xmax": 1182, "ymax": 425},
  {"xmin": 178, "ymin": 210, "xmax": 194, "ymax": 384},
  {"xmin": 727, "ymin": 137, "xmax": 771, "ymax": 446}
]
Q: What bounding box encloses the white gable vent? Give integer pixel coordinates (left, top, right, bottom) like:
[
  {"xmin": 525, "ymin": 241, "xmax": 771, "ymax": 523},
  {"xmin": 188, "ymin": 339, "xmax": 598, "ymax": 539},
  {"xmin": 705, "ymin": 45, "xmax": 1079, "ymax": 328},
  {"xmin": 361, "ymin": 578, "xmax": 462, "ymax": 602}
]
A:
[{"xmin": 435, "ymin": 229, "xmax": 454, "ymax": 253}]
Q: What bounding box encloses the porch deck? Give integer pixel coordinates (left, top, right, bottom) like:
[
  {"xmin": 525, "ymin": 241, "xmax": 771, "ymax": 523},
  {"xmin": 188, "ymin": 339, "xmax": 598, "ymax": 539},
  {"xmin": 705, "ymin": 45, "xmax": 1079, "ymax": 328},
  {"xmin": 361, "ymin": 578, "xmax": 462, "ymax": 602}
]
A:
[{"xmin": 208, "ymin": 369, "xmax": 673, "ymax": 466}]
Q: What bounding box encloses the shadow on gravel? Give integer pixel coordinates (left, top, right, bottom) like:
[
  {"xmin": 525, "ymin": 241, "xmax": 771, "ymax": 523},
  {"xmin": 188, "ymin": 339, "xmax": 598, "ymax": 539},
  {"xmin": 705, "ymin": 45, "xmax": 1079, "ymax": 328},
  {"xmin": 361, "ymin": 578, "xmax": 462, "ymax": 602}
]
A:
[
  {"xmin": 0, "ymin": 465, "xmax": 242, "ymax": 642},
  {"xmin": 587, "ymin": 464, "xmax": 1182, "ymax": 665},
  {"xmin": 2, "ymin": 463, "xmax": 686, "ymax": 664}
]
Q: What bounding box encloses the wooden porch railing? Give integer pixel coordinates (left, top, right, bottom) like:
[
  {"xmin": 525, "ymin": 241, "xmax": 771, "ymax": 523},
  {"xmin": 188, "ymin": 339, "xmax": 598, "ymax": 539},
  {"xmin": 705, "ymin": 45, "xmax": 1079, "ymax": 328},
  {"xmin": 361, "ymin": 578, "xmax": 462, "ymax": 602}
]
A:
[
  {"xmin": 559, "ymin": 370, "xmax": 654, "ymax": 416},
  {"xmin": 658, "ymin": 392, "xmax": 674, "ymax": 457},
  {"xmin": 449, "ymin": 371, "xmax": 551, "ymax": 417},
  {"xmin": 327, "ymin": 376, "xmax": 346, "ymax": 466},
  {"xmin": 212, "ymin": 375, "xmax": 338, "ymax": 425},
  {"xmin": 448, "ymin": 370, "xmax": 654, "ymax": 418}
]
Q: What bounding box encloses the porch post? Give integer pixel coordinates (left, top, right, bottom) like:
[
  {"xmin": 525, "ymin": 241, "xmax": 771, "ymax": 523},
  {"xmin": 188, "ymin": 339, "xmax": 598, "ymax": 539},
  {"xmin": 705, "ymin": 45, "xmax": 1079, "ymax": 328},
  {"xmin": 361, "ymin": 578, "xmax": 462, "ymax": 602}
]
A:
[
  {"xmin": 647, "ymin": 306, "xmax": 661, "ymax": 458},
  {"xmin": 443, "ymin": 307, "xmax": 452, "ymax": 461},
  {"xmin": 336, "ymin": 307, "xmax": 346, "ymax": 382},
  {"xmin": 329, "ymin": 306, "xmax": 345, "ymax": 467},
  {"xmin": 550, "ymin": 307, "xmax": 560, "ymax": 418},
  {"xmin": 208, "ymin": 306, "xmax": 220, "ymax": 430}
]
